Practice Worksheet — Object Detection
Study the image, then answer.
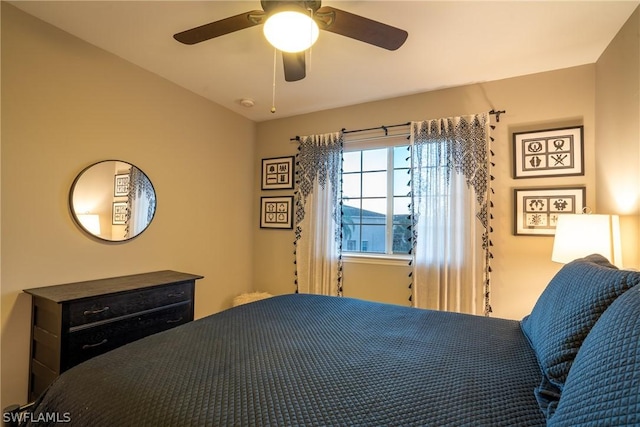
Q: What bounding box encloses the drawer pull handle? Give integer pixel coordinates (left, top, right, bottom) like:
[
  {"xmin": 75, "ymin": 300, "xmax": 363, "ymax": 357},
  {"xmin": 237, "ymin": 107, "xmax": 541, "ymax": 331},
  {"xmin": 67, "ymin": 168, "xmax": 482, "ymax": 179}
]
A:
[
  {"xmin": 167, "ymin": 291, "xmax": 185, "ymax": 298},
  {"xmin": 166, "ymin": 317, "xmax": 184, "ymax": 324},
  {"xmin": 83, "ymin": 306, "xmax": 110, "ymax": 316},
  {"xmin": 82, "ymin": 339, "xmax": 108, "ymax": 350}
]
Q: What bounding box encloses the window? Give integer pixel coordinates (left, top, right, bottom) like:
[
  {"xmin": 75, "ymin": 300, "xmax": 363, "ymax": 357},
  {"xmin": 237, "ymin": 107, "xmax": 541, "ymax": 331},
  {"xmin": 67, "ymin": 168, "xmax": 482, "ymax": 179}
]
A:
[{"xmin": 342, "ymin": 137, "xmax": 412, "ymax": 255}]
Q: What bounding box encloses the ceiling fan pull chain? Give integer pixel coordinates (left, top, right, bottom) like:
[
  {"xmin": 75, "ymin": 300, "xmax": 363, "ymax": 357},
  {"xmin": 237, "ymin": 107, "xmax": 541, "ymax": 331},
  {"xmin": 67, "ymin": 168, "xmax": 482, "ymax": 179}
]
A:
[
  {"xmin": 271, "ymin": 47, "xmax": 277, "ymax": 114},
  {"xmin": 307, "ymin": 7, "xmax": 314, "ymax": 74}
]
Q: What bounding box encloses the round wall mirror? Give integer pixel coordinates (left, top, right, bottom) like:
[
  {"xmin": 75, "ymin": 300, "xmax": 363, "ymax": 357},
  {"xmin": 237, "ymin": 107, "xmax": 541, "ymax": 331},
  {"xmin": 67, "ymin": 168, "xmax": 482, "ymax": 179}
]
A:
[{"xmin": 69, "ymin": 160, "xmax": 157, "ymax": 242}]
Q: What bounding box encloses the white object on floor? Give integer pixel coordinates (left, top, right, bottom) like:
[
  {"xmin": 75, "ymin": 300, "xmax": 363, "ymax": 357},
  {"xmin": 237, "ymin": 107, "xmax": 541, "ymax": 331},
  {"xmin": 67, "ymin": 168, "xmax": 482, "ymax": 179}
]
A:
[{"xmin": 233, "ymin": 292, "xmax": 273, "ymax": 307}]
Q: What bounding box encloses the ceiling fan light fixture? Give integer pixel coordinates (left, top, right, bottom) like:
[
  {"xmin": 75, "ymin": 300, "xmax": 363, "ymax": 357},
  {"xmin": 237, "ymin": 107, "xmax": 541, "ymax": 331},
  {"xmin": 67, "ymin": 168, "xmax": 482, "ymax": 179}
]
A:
[{"xmin": 263, "ymin": 10, "xmax": 319, "ymax": 53}]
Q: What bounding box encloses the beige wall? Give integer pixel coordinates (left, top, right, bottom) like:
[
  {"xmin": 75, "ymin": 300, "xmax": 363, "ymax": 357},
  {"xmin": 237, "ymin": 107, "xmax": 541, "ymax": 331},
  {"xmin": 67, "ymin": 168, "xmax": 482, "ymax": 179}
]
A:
[
  {"xmin": 342, "ymin": 260, "xmax": 412, "ymax": 307},
  {"xmin": 254, "ymin": 65, "xmax": 599, "ymax": 320},
  {"xmin": 595, "ymin": 6, "xmax": 640, "ymax": 268},
  {"xmin": 1, "ymin": 3, "xmax": 255, "ymax": 408}
]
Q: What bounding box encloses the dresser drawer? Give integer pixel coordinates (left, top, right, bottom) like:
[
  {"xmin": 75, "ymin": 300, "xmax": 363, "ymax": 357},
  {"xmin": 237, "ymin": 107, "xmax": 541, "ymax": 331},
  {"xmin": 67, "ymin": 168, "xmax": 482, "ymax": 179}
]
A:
[
  {"xmin": 68, "ymin": 282, "xmax": 193, "ymax": 328},
  {"xmin": 64, "ymin": 301, "xmax": 192, "ymax": 370}
]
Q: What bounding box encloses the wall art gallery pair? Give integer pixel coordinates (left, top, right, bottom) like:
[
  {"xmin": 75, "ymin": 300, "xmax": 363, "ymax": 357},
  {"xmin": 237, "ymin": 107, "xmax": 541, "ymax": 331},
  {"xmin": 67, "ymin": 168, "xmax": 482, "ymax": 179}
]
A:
[
  {"xmin": 260, "ymin": 156, "xmax": 294, "ymax": 229},
  {"xmin": 112, "ymin": 173, "xmax": 130, "ymax": 225},
  {"xmin": 512, "ymin": 126, "xmax": 585, "ymax": 236}
]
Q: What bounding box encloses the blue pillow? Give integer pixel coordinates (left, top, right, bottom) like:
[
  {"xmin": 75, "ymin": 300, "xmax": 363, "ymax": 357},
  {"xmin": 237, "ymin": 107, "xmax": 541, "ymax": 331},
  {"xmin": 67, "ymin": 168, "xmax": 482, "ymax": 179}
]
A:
[
  {"xmin": 521, "ymin": 254, "xmax": 639, "ymax": 406},
  {"xmin": 548, "ymin": 286, "xmax": 640, "ymax": 426}
]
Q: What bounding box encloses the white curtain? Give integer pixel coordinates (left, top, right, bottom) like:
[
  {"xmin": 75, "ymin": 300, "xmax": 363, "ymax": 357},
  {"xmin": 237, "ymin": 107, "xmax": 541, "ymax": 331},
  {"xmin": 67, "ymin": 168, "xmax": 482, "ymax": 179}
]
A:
[
  {"xmin": 410, "ymin": 114, "xmax": 492, "ymax": 315},
  {"xmin": 126, "ymin": 167, "xmax": 156, "ymax": 238},
  {"xmin": 294, "ymin": 131, "xmax": 344, "ymax": 295}
]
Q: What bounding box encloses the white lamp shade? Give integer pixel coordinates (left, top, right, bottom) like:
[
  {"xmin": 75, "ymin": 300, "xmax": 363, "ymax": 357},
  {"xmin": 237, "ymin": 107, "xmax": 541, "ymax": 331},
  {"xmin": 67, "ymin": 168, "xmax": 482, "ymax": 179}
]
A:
[
  {"xmin": 77, "ymin": 214, "xmax": 101, "ymax": 236},
  {"xmin": 552, "ymin": 214, "xmax": 622, "ymax": 267},
  {"xmin": 263, "ymin": 11, "xmax": 319, "ymax": 53}
]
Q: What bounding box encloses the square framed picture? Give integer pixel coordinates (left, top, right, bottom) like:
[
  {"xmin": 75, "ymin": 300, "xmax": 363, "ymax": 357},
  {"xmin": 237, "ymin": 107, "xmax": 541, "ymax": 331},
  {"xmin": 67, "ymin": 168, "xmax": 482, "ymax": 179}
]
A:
[
  {"xmin": 514, "ymin": 187, "xmax": 585, "ymax": 236},
  {"xmin": 261, "ymin": 156, "xmax": 294, "ymax": 190},
  {"xmin": 260, "ymin": 196, "xmax": 293, "ymax": 229},
  {"xmin": 513, "ymin": 126, "xmax": 584, "ymax": 178},
  {"xmin": 114, "ymin": 173, "xmax": 130, "ymax": 196},
  {"xmin": 112, "ymin": 202, "xmax": 128, "ymax": 225}
]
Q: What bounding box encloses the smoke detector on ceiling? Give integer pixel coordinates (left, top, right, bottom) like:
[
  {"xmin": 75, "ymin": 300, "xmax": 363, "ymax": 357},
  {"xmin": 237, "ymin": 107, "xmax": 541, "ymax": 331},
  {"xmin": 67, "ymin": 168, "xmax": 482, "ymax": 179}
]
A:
[{"xmin": 239, "ymin": 98, "xmax": 255, "ymax": 108}]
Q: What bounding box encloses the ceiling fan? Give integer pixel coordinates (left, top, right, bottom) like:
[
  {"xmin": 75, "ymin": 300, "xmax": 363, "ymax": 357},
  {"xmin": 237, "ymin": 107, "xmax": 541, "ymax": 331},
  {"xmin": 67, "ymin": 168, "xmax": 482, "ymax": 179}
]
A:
[{"xmin": 173, "ymin": 1, "xmax": 408, "ymax": 82}]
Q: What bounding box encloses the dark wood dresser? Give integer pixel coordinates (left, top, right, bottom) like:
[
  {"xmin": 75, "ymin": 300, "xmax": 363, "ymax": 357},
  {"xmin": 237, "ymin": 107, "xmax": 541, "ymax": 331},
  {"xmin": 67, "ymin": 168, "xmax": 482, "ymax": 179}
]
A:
[{"xmin": 23, "ymin": 270, "xmax": 203, "ymax": 401}]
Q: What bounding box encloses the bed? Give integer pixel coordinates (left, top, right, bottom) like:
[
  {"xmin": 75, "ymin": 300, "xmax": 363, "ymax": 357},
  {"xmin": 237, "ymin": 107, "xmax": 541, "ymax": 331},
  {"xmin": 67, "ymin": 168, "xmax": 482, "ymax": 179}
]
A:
[{"xmin": 19, "ymin": 254, "xmax": 640, "ymax": 426}]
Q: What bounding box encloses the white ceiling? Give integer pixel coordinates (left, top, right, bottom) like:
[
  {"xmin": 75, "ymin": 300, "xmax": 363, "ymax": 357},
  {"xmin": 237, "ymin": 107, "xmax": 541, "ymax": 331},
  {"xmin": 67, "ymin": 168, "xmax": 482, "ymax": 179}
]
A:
[{"xmin": 10, "ymin": 0, "xmax": 639, "ymax": 122}]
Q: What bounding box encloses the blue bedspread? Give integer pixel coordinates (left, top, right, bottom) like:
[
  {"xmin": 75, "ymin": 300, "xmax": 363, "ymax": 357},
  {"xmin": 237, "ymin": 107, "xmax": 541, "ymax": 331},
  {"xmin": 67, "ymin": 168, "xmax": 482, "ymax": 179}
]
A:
[{"xmin": 28, "ymin": 294, "xmax": 545, "ymax": 426}]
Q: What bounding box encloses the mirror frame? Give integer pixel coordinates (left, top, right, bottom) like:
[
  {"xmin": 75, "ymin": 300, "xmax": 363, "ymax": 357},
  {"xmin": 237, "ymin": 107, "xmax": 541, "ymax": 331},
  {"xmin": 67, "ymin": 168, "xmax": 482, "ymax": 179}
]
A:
[{"xmin": 69, "ymin": 160, "xmax": 157, "ymax": 242}]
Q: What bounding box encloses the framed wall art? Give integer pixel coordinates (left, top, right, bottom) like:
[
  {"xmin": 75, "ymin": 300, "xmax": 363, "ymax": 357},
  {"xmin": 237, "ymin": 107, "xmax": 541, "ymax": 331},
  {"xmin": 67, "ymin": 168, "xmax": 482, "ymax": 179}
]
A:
[
  {"xmin": 112, "ymin": 202, "xmax": 128, "ymax": 225},
  {"xmin": 114, "ymin": 173, "xmax": 130, "ymax": 196},
  {"xmin": 260, "ymin": 196, "xmax": 293, "ymax": 229},
  {"xmin": 513, "ymin": 126, "xmax": 584, "ymax": 178},
  {"xmin": 261, "ymin": 156, "xmax": 294, "ymax": 190},
  {"xmin": 514, "ymin": 187, "xmax": 585, "ymax": 236}
]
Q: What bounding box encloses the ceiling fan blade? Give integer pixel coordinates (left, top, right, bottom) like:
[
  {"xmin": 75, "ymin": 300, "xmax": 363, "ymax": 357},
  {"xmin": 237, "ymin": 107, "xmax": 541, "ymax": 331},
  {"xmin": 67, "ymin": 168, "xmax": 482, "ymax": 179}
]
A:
[
  {"xmin": 282, "ymin": 52, "xmax": 306, "ymax": 82},
  {"xmin": 315, "ymin": 6, "xmax": 408, "ymax": 51},
  {"xmin": 173, "ymin": 11, "xmax": 265, "ymax": 45}
]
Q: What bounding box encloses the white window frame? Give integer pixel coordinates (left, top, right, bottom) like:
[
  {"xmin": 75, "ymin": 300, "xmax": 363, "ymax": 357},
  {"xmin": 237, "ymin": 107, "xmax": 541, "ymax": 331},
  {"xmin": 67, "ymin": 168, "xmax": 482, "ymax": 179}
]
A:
[{"xmin": 342, "ymin": 134, "xmax": 412, "ymax": 264}]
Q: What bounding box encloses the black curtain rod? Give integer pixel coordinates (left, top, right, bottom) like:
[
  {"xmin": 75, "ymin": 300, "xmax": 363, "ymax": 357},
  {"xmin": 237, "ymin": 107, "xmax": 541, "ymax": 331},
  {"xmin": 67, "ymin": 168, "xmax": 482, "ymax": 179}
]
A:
[
  {"xmin": 342, "ymin": 122, "xmax": 411, "ymax": 136},
  {"xmin": 290, "ymin": 110, "xmax": 505, "ymax": 141},
  {"xmin": 289, "ymin": 122, "xmax": 409, "ymax": 141}
]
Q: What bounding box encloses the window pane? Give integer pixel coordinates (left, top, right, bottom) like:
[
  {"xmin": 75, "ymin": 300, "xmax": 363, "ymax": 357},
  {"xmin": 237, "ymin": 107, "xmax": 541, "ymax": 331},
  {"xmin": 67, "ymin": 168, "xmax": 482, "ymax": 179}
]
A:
[
  {"xmin": 342, "ymin": 224, "xmax": 361, "ymax": 251},
  {"xmin": 360, "ymin": 225, "xmax": 385, "ymax": 253},
  {"xmin": 343, "ymin": 199, "xmax": 362, "ymax": 224},
  {"xmin": 361, "ymin": 171, "xmax": 386, "ymax": 197},
  {"xmin": 342, "ymin": 173, "xmax": 361, "ymax": 198},
  {"xmin": 392, "ymin": 223, "xmax": 412, "ymax": 254},
  {"xmin": 361, "ymin": 198, "xmax": 386, "ymax": 223},
  {"xmin": 393, "ymin": 169, "xmax": 410, "ymax": 196},
  {"xmin": 343, "ymin": 151, "xmax": 361, "ymax": 173},
  {"xmin": 393, "ymin": 196, "xmax": 410, "ymax": 217},
  {"xmin": 393, "ymin": 145, "xmax": 410, "ymax": 168},
  {"xmin": 362, "ymin": 149, "xmax": 387, "ymax": 171},
  {"xmin": 345, "ymin": 239, "xmax": 358, "ymax": 251}
]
